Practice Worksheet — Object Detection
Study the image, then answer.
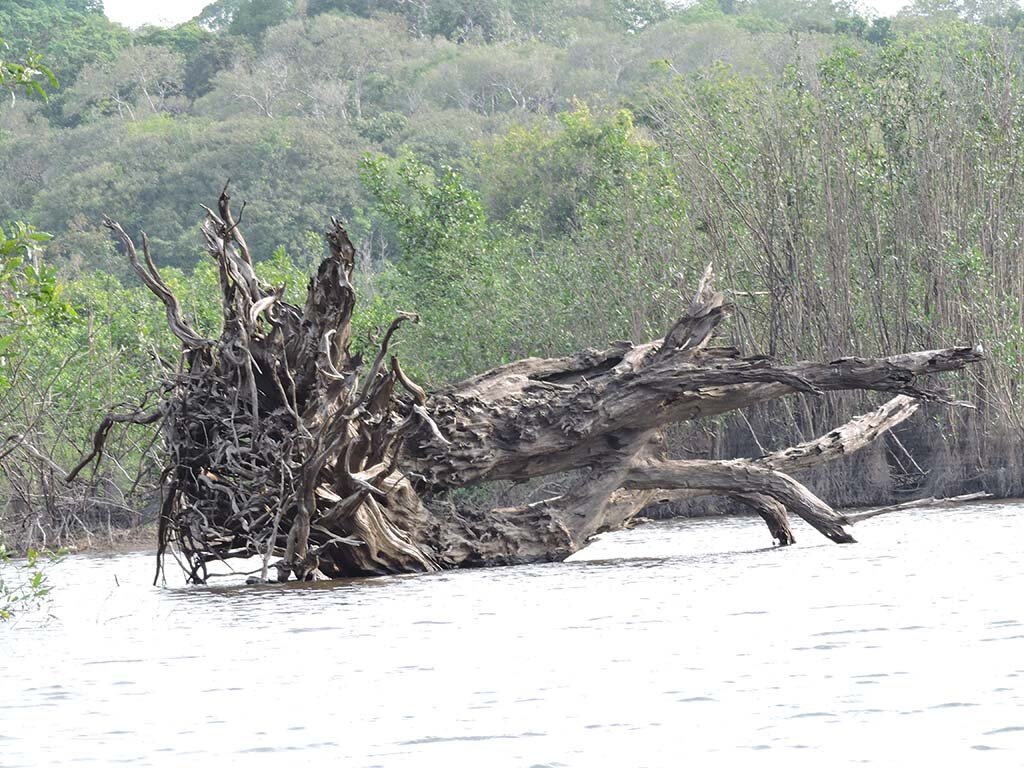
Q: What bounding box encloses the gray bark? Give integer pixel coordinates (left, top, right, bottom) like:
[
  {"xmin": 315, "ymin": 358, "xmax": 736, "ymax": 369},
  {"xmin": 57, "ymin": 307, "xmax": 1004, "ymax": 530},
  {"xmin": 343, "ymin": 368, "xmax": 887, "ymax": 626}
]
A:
[{"xmin": 69, "ymin": 194, "xmax": 983, "ymax": 583}]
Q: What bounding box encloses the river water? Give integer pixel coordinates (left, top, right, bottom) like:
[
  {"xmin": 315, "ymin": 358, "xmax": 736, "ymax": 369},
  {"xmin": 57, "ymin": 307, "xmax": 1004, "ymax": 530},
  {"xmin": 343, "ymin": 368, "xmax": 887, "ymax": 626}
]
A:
[{"xmin": 2, "ymin": 501, "xmax": 1023, "ymax": 767}]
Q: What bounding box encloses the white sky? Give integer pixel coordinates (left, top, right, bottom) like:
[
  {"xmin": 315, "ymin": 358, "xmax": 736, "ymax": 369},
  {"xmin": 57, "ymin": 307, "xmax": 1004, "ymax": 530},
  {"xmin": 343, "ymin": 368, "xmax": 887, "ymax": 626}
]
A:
[
  {"xmin": 103, "ymin": 0, "xmax": 912, "ymax": 29},
  {"xmin": 103, "ymin": 0, "xmax": 212, "ymax": 28}
]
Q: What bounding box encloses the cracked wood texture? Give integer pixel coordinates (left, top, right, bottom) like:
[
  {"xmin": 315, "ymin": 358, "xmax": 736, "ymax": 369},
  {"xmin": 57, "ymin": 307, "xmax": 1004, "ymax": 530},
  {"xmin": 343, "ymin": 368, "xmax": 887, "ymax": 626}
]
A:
[{"xmin": 72, "ymin": 194, "xmax": 983, "ymax": 583}]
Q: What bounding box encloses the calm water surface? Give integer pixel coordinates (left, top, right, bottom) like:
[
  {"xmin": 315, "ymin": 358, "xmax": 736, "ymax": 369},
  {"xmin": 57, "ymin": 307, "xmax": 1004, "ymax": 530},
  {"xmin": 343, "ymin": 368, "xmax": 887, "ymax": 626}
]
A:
[{"xmin": 3, "ymin": 502, "xmax": 1024, "ymax": 767}]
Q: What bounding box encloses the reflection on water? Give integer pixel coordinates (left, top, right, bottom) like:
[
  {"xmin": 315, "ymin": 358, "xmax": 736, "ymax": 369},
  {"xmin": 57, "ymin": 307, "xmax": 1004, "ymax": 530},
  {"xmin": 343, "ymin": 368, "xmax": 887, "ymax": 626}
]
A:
[{"xmin": 3, "ymin": 502, "xmax": 1024, "ymax": 766}]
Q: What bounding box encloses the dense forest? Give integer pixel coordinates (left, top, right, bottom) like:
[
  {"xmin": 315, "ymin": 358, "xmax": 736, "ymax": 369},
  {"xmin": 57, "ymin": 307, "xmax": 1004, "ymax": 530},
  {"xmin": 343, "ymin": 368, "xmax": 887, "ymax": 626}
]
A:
[{"xmin": 1, "ymin": 0, "xmax": 1023, "ymax": 552}]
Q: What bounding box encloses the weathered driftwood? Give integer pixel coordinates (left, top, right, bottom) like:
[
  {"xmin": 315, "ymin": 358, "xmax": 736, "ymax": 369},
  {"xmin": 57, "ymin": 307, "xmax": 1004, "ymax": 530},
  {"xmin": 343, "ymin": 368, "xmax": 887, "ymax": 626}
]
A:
[
  {"xmin": 845, "ymin": 492, "xmax": 993, "ymax": 523},
  {"xmin": 638, "ymin": 394, "xmax": 923, "ymax": 544},
  {"xmin": 68, "ymin": 191, "xmax": 983, "ymax": 583}
]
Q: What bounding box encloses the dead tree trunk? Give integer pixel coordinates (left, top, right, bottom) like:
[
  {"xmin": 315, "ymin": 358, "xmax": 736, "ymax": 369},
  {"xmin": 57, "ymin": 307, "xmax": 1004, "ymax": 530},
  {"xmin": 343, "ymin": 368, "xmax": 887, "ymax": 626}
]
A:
[{"xmin": 68, "ymin": 191, "xmax": 983, "ymax": 583}]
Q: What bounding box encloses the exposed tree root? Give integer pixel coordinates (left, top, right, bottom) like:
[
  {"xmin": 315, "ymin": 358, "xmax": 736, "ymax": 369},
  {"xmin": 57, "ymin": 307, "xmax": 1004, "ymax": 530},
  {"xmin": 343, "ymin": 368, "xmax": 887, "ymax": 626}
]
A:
[{"xmin": 67, "ymin": 191, "xmax": 983, "ymax": 583}]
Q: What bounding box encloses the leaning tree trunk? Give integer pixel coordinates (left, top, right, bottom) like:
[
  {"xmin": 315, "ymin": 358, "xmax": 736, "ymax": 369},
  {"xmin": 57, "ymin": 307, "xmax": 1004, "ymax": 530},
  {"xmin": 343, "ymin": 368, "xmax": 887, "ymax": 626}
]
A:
[{"xmin": 68, "ymin": 189, "xmax": 983, "ymax": 583}]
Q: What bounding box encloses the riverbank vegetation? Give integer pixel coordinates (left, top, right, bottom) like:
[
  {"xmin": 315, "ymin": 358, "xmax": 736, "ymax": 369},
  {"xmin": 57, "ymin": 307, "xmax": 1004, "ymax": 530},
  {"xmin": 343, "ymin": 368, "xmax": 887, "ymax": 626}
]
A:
[{"xmin": 1, "ymin": 0, "xmax": 1023, "ymax": 554}]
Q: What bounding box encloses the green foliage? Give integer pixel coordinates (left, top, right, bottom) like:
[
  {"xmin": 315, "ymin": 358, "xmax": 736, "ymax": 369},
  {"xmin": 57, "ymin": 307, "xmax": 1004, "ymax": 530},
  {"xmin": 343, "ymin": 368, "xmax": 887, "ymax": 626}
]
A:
[
  {"xmin": 674, "ymin": 0, "xmax": 730, "ymax": 25},
  {"xmin": 228, "ymin": 0, "xmax": 295, "ymax": 40},
  {"xmin": 359, "ymin": 107, "xmax": 691, "ymax": 378},
  {"xmin": 0, "ymin": 544, "xmax": 65, "ymax": 621},
  {"xmin": 136, "ymin": 20, "xmax": 213, "ymax": 61},
  {"xmin": 0, "ymin": 223, "xmax": 75, "ymax": 382},
  {"xmin": 359, "ymin": 151, "xmax": 493, "ymax": 380},
  {"xmin": 11, "ymin": 116, "xmax": 374, "ymax": 271},
  {"xmin": 308, "ymin": 0, "xmax": 666, "ymax": 42},
  {"xmin": 482, "ymin": 106, "xmax": 660, "ymax": 234},
  {"xmin": 361, "ymin": 151, "xmax": 485, "ymax": 278},
  {"xmin": 0, "ymin": 39, "xmax": 58, "ymax": 99},
  {"xmin": 197, "ymin": 0, "xmax": 247, "ymax": 32},
  {"xmin": 64, "ymin": 44, "xmax": 186, "ymax": 122},
  {"xmin": 0, "ymin": 2, "xmax": 128, "ymax": 102},
  {"xmin": 610, "ymin": 0, "xmax": 670, "ymax": 32}
]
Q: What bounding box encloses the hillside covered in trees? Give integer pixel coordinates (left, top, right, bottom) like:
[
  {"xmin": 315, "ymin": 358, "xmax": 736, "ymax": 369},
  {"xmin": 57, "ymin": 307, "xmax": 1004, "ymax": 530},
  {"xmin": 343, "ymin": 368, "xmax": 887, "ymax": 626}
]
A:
[{"xmin": 1, "ymin": 0, "xmax": 1023, "ymax": 551}]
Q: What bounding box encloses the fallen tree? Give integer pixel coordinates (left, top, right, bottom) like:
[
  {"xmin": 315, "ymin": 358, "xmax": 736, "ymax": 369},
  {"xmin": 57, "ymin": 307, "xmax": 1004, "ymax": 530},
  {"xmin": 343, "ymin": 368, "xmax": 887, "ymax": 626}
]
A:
[{"xmin": 68, "ymin": 190, "xmax": 983, "ymax": 583}]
